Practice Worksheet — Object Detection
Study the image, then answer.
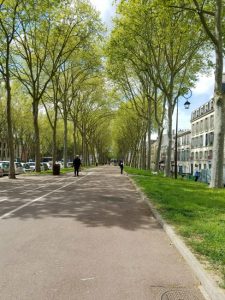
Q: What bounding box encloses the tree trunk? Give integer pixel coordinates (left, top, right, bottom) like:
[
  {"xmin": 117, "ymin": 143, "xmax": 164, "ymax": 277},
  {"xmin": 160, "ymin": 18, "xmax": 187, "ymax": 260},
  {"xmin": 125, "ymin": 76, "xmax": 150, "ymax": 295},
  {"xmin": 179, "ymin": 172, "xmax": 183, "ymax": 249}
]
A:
[
  {"xmin": 165, "ymin": 103, "xmax": 173, "ymax": 177},
  {"xmin": 33, "ymin": 101, "xmax": 41, "ymax": 172},
  {"xmin": 154, "ymin": 127, "xmax": 164, "ymax": 172},
  {"xmin": 6, "ymin": 64, "xmax": 15, "ymax": 179},
  {"xmin": 63, "ymin": 109, "xmax": 68, "ymax": 169},
  {"xmin": 52, "ymin": 108, "xmax": 58, "ymax": 166},
  {"xmin": 143, "ymin": 133, "xmax": 147, "ymax": 169},
  {"xmin": 147, "ymin": 98, "xmax": 152, "ymax": 170},
  {"xmin": 210, "ymin": 0, "xmax": 224, "ymax": 188},
  {"xmin": 73, "ymin": 122, "xmax": 76, "ymax": 158}
]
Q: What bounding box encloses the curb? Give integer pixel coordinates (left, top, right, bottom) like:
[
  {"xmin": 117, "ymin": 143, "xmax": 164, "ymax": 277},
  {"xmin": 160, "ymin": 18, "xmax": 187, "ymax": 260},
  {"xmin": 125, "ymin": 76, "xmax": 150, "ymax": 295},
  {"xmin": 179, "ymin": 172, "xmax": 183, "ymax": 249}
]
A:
[{"xmin": 128, "ymin": 175, "xmax": 225, "ymax": 300}]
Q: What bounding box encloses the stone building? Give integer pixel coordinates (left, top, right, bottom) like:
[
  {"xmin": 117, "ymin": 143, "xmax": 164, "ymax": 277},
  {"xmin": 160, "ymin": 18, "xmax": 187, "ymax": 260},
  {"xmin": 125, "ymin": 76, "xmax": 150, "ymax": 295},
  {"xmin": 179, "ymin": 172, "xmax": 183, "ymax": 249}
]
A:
[
  {"xmin": 177, "ymin": 130, "xmax": 191, "ymax": 174},
  {"xmin": 190, "ymin": 99, "xmax": 214, "ymax": 173}
]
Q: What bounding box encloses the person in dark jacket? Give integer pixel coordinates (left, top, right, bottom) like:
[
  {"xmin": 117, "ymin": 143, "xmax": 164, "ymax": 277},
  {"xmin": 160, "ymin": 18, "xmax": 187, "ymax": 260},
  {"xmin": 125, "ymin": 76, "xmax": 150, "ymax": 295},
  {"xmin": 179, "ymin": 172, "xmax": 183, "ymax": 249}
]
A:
[
  {"xmin": 73, "ymin": 155, "xmax": 81, "ymax": 177},
  {"xmin": 194, "ymin": 169, "xmax": 200, "ymax": 182},
  {"xmin": 119, "ymin": 160, "xmax": 124, "ymax": 174}
]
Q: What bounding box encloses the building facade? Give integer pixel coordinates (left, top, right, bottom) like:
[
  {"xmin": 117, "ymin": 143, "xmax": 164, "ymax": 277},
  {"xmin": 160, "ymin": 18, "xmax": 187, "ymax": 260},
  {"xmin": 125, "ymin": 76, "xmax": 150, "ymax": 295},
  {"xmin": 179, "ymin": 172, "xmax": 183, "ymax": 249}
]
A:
[
  {"xmin": 190, "ymin": 99, "xmax": 215, "ymax": 177},
  {"xmin": 177, "ymin": 130, "xmax": 191, "ymax": 174}
]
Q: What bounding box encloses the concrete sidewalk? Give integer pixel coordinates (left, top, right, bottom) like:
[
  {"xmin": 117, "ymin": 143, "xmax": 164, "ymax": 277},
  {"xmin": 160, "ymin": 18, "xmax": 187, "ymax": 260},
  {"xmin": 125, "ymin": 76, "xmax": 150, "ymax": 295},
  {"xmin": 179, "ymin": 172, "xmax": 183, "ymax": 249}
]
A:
[{"xmin": 0, "ymin": 165, "xmax": 208, "ymax": 299}]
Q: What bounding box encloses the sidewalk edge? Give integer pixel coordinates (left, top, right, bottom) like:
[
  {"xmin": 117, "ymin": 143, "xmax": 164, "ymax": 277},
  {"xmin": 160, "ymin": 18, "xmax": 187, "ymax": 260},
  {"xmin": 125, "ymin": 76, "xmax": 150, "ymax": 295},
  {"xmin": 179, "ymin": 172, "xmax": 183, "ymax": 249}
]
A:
[{"xmin": 128, "ymin": 175, "xmax": 225, "ymax": 300}]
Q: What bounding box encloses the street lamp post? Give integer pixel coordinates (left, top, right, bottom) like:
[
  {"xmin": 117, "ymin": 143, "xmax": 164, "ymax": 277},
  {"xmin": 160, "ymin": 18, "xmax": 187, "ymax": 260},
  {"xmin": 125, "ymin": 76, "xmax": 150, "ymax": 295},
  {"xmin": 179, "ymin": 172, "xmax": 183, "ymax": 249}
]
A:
[{"xmin": 174, "ymin": 91, "xmax": 191, "ymax": 179}]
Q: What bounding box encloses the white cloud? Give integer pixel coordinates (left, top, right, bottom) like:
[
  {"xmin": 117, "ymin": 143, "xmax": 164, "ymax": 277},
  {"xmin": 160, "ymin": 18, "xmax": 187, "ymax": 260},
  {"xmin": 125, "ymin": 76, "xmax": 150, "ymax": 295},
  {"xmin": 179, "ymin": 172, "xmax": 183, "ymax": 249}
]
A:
[
  {"xmin": 90, "ymin": 0, "xmax": 110, "ymax": 12},
  {"xmin": 90, "ymin": 0, "xmax": 115, "ymax": 26},
  {"xmin": 193, "ymin": 72, "xmax": 214, "ymax": 97}
]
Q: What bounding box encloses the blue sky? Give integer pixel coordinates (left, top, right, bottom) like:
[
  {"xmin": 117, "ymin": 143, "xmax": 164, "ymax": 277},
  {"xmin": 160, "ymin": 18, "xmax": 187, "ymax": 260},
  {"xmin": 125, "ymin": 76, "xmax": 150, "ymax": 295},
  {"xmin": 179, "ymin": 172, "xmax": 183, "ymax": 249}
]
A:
[{"xmin": 90, "ymin": 0, "xmax": 215, "ymax": 131}]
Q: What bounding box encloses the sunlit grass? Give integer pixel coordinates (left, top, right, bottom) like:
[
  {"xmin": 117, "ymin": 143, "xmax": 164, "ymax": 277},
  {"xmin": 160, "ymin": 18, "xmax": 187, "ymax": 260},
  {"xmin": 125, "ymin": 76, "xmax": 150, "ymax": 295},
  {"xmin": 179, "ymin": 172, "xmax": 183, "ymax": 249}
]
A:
[{"xmin": 125, "ymin": 167, "xmax": 225, "ymax": 287}]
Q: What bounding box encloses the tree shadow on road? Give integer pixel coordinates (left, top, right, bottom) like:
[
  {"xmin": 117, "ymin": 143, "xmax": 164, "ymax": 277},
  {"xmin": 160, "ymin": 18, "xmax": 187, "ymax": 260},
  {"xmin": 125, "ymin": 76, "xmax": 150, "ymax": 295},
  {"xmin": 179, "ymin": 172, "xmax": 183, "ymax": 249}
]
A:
[{"xmin": 0, "ymin": 173, "xmax": 162, "ymax": 231}]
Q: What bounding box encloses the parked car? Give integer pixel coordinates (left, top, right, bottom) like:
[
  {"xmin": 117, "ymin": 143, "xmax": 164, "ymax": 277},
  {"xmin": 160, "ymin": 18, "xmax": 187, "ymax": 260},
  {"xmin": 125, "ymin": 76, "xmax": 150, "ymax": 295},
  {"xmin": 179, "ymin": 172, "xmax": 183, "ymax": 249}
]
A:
[
  {"xmin": 0, "ymin": 162, "xmax": 9, "ymax": 175},
  {"xmin": 0, "ymin": 161, "xmax": 24, "ymax": 175},
  {"xmin": 42, "ymin": 157, "xmax": 53, "ymax": 169},
  {"xmin": 14, "ymin": 162, "xmax": 24, "ymax": 174},
  {"xmin": 67, "ymin": 162, "xmax": 73, "ymax": 168},
  {"xmin": 26, "ymin": 161, "xmax": 36, "ymax": 171},
  {"xmin": 40, "ymin": 162, "xmax": 49, "ymax": 171},
  {"xmin": 21, "ymin": 162, "xmax": 33, "ymax": 173},
  {"xmin": 0, "ymin": 167, "xmax": 3, "ymax": 177}
]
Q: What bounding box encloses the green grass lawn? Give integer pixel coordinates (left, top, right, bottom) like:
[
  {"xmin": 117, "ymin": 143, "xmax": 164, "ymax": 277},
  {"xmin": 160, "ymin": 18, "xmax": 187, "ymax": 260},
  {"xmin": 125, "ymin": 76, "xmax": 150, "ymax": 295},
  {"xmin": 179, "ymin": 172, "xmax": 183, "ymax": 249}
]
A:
[{"xmin": 125, "ymin": 167, "xmax": 225, "ymax": 287}]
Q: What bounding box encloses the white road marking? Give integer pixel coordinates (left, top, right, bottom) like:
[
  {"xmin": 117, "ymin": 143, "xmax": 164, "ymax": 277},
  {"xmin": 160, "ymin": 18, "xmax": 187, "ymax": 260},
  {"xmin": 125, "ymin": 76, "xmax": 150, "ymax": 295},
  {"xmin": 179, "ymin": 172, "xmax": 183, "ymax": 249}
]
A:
[
  {"xmin": 0, "ymin": 175, "xmax": 86, "ymax": 220},
  {"xmin": 81, "ymin": 277, "xmax": 95, "ymax": 281},
  {"xmin": 0, "ymin": 197, "xmax": 8, "ymax": 203}
]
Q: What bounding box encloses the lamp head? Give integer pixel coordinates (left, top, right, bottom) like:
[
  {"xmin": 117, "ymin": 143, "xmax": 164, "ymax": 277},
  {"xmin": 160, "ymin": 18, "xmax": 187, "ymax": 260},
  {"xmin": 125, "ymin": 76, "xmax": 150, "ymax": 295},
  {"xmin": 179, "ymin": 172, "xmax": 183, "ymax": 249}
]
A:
[{"xmin": 184, "ymin": 100, "xmax": 190, "ymax": 109}]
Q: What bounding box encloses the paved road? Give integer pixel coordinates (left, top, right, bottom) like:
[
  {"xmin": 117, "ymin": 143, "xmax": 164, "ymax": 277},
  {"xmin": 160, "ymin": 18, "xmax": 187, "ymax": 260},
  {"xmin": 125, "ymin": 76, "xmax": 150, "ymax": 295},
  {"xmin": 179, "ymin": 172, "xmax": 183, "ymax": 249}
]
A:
[{"xmin": 0, "ymin": 166, "xmax": 206, "ymax": 299}]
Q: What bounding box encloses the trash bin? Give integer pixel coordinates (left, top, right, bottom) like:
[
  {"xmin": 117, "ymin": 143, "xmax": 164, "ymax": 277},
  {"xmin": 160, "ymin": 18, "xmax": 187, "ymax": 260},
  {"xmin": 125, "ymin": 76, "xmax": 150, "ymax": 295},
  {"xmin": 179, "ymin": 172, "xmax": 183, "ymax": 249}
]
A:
[{"xmin": 53, "ymin": 164, "xmax": 60, "ymax": 175}]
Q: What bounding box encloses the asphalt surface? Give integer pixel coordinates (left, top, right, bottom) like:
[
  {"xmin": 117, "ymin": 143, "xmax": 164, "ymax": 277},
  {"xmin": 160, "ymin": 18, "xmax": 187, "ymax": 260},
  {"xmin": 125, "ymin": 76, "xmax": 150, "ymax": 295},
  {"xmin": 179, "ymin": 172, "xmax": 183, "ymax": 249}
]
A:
[{"xmin": 0, "ymin": 166, "xmax": 206, "ymax": 300}]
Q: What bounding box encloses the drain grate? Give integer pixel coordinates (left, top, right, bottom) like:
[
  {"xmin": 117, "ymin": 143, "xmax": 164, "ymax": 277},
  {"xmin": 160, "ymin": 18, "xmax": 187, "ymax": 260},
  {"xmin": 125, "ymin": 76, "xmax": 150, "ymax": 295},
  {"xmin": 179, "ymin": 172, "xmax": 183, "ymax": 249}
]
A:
[
  {"xmin": 161, "ymin": 289, "xmax": 199, "ymax": 300},
  {"xmin": 148, "ymin": 286, "xmax": 204, "ymax": 300}
]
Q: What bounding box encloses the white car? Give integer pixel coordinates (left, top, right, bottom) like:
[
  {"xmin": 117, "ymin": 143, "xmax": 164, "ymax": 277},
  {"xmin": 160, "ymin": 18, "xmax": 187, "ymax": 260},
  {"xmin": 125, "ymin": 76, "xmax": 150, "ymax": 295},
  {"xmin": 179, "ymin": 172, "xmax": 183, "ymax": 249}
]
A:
[
  {"xmin": 21, "ymin": 162, "xmax": 33, "ymax": 173},
  {"xmin": 26, "ymin": 162, "xmax": 36, "ymax": 171},
  {"xmin": 26, "ymin": 162, "xmax": 50, "ymax": 171},
  {"xmin": 0, "ymin": 161, "xmax": 24, "ymax": 175}
]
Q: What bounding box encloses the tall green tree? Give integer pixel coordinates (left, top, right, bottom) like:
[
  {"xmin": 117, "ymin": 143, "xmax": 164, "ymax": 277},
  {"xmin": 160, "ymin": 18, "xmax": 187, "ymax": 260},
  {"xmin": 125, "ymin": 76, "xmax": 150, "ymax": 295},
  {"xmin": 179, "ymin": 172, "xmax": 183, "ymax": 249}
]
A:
[
  {"xmin": 107, "ymin": 0, "xmax": 208, "ymax": 175},
  {"xmin": 168, "ymin": 0, "xmax": 225, "ymax": 187},
  {"xmin": 12, "ymin": 0, "xmax": 101, "ymax": 171},
  {"xmin": 0, "ymin": 0, "xmax": 22, "ymax": 178}
]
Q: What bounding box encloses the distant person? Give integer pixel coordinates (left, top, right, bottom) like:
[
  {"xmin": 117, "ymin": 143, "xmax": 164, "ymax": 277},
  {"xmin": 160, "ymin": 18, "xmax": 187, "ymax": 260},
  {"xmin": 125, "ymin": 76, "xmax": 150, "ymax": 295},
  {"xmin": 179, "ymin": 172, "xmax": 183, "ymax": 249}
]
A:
[
  {"xmin": 119, "ymin": 160, "xmax": 124, "ymax": 174},
  {"xmin": 73, "ymin": 155, "xmax": 81, "ymax": 177},
  {"xmin": 194, "ymin": 169, "xmax": 199, "ymax": 182}
]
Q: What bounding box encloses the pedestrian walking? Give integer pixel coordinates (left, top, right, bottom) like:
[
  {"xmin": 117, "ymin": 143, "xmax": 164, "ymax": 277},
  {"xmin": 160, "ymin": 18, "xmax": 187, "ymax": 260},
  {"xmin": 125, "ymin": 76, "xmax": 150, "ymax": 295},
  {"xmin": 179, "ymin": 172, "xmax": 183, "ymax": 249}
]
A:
[
  {"xmin": 119, "ymin": 160, "xmax": 124, "ymax": 174},
  {"xmin": 194, "ymin": 169, "xmax": 199, "ymax": 181},
  {"xmin": 73, "ymin": 155, "xmax": 81, "ymax": 177}
]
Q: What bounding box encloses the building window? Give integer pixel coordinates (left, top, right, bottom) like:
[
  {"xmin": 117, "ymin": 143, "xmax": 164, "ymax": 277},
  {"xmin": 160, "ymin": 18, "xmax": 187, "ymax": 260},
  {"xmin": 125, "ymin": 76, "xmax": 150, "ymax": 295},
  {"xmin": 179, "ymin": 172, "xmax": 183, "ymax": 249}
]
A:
[
  {"xmin": 200, "ymin": 135, "xmax": 203, "ymax": 147},
  {"xmin": 204, "ymin": 117, "xmax": 209, "ymax": 131},
  {"xmin": 185, "ymin": 149, "xmax": 190, "ymax": 161},
  {"xmin": 210, "ymin": 100, "xmax": 214, "ymax": 110},
  {"xmin": 210, "ymin": 115, "xmax": 214, "ymax": 129},
  {"xmin": 209, "ymin": 132, "xmax": 214, "ymax": 145},
  {"xmin": 208, "ymin": 150, "xmax": 213, "ymax": 160},
  {"xmin": 201, "ymin": 106, "xmax": 205, "ymax": 114},
  {"xmin": 187, "ymin": 134, "xmax": 190, "ymax": 144},
  {"xmin": 195, "ymin": 152, "xmax": 198, "ymax": 159},
  {"xmin": 192, "ymin": 124, "xmax": 195, "ymax": 135},
  {"xmin": 192, "ymin": 137, "xmax": 197, "ymax": 148},
  {"xmin": 200, "ymin": 120, "xmax": 204, "ymax": 132},
  {"xmin": 196, "ymin": 122, "xmax": 199, "ymax": 134},
  {"xmin": 205, "ymin": 133, "xmax": 213, "ymax": 146},
  {"xmin": 200, "ymin": 120, "xmax": 203, "ymax": 132}
]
